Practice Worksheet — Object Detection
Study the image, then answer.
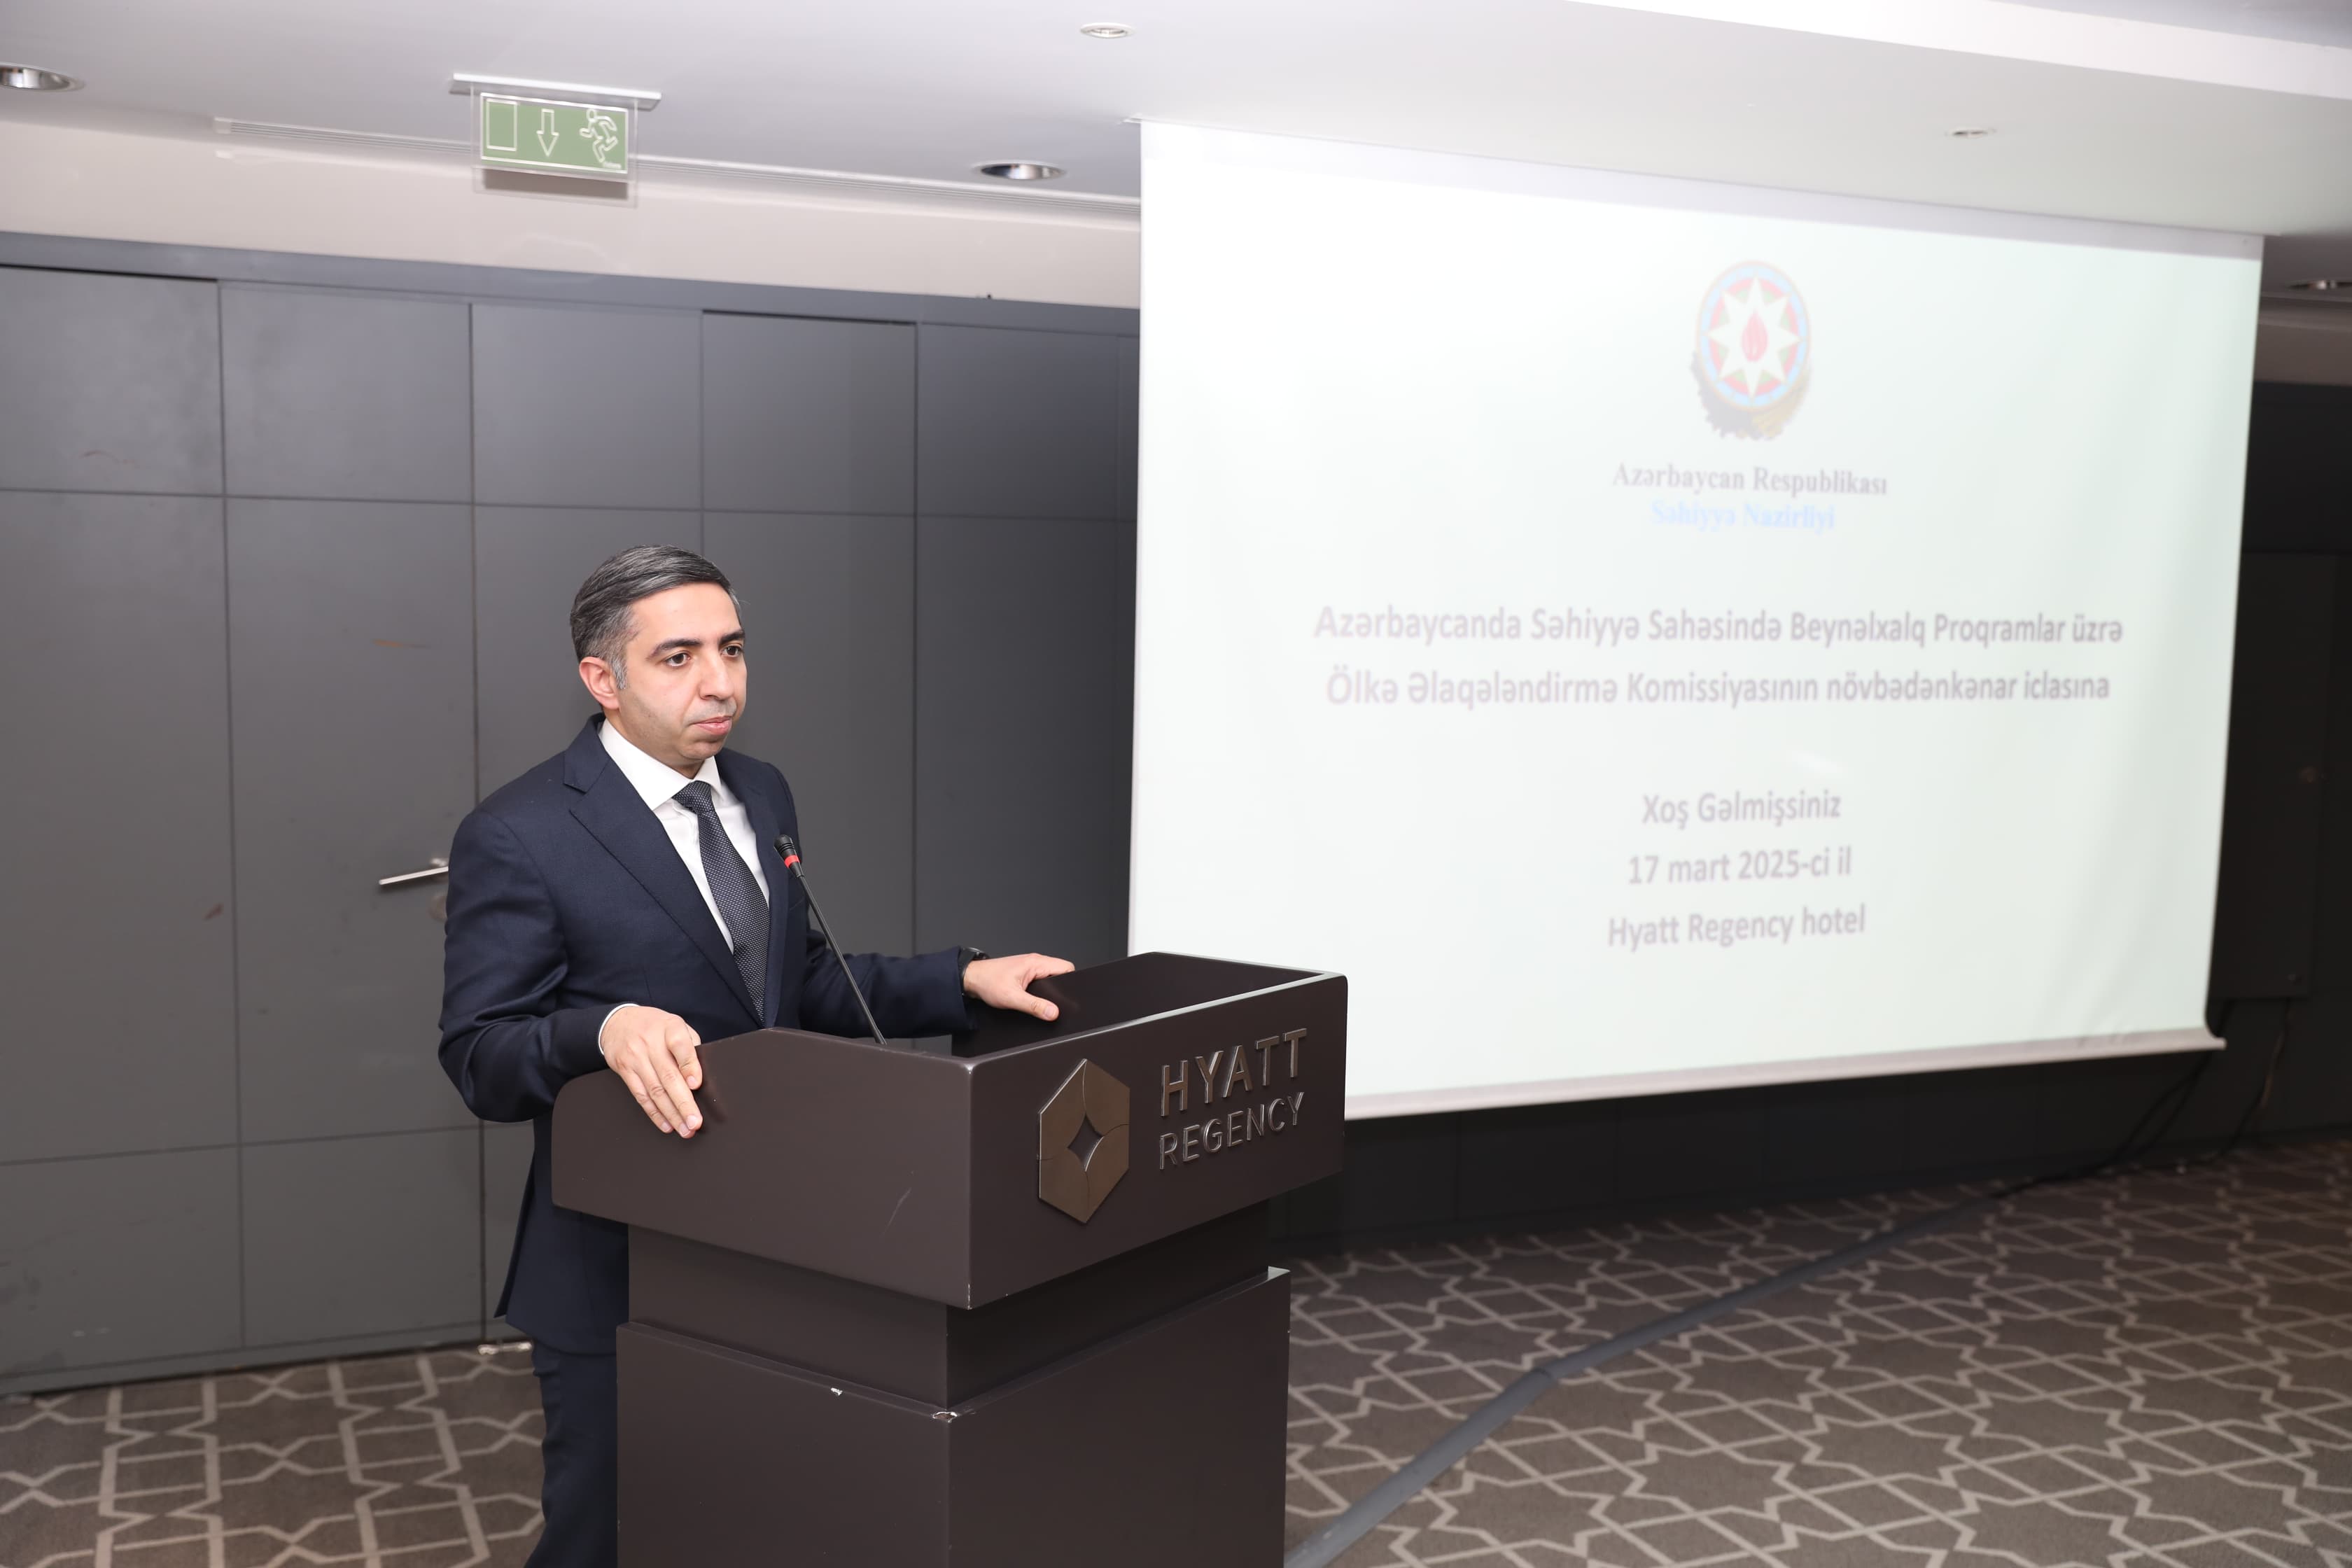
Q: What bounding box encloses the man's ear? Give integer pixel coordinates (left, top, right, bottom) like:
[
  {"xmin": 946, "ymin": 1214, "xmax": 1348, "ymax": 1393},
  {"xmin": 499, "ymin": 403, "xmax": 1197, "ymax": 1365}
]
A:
[{"xmin": 578, "ymin": 657, "xmax": 622, "ymax": 713}]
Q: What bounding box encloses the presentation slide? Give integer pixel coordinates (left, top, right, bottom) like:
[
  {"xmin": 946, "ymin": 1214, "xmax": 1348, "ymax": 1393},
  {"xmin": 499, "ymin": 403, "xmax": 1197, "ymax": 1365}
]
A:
[{"xmin": 1129, "ymin": 123, "xmax": 2262, "ymax": 1118}]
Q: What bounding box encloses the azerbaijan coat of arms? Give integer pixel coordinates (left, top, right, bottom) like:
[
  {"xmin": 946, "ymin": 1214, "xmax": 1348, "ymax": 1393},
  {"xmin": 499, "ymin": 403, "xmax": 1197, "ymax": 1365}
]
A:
[{"xmin": 1693, "ymin": 262, "xmax": 1809, "ymax": 440}]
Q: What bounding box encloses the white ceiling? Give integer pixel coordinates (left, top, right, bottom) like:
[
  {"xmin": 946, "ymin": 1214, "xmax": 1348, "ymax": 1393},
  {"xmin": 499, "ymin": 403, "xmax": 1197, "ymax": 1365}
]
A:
[
  {"xmin": 4, "ymin": 0, "xmax": 2350, "ymax": 288},
  {"xmin": 2008, "ymin": 0, "xmax": 2352, "ymax": 49}
]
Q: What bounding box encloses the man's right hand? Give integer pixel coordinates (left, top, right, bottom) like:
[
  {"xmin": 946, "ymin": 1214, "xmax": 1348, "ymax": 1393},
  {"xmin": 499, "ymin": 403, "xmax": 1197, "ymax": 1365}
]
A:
[{"xmin": 598, "ymin": 1005, "xmax": 704, "ymax": 1138}]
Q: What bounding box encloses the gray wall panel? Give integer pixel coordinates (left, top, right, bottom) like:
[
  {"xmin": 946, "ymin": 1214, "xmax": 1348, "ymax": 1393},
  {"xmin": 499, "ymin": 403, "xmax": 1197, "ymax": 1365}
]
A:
[
  {"xmin": 2209, "ymin": 554, "xmax": 2334, "ymax": 997},
  {"xmin": 2029, "ymin": 1056, "xmax": 2190, "ymax": 1167},
  {"xmin": 916, "ymin": 326, "xmax": 1128, "ymax": 521},
  {"xmin": 0, "ymin": 1150, "xmax": 241, "ymax": 1382},
  {"xmin": 0, "ymin": 493, "xmax": 237, "ymax": 1161},
  {"xmin": 230, "ymin": 500, "xmax": 476, "ymax": 1141},
  {"xmin": 223, "ymin": 286, "xmax": 472, "ymax": 503},
  {"xmin": 473, "ymin": 303, "xmax": 700, "ymax": 508},
  {"xmin": 0, "ymin": 233, "xmax": 1140, "ymax": 341},
  {"xmin": 475, "ymin": 506, "xmax": 700, "ymax": 795},
  {"xmin": 1114, "ymin": 335, "xmax": 1138, "ymax": 518},
  {"xmin": 913, "ymin": 517, "xmax": 1134, "ymax": 965},
  {"xmin": 704, "ymin": 315, "xmax": 914, "ymax": 514},
  {"xmin": 1282, "ymin": 1117, "xmax": 1458, "ymax": 1240},
  {"xmin": 709, "ymin": 513, "xmax": 916, "ymax": 955},
  {"xmin": 2245, "ymin": 385, "xmax": 2352, "ymax": 552},
  {"xmin": 0, "ymin": 267, "xmax": 221, "ymax": 495},
  {"xmin": 1616, "ymin": 1099, "xmax": 1766, "ymax": 1205},
  {"xmin": 1758, "ymin": 1079, "xmax": 1912, "ymax": 1190},
  {"xmin": 1894, "ymin": 1071, "xmax": 2047, "ymax": 1175},
  {"xmin": 242, "ymin": 1131, "xmax": 480, "ymax": 1345},
  {"xmin": 483, "ymin": 1121, "xmax": 534, "ymax": 1330},
  {"xmin": 1456, "ymin": 1102, "xmax": 1617, "ymax": 1219}
]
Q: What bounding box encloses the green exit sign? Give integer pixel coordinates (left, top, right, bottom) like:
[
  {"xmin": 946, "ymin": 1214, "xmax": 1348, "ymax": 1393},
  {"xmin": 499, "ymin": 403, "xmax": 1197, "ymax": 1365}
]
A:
[{"xmin": 479, "ymin": 94, "xmax": 631, "ymax": 180}]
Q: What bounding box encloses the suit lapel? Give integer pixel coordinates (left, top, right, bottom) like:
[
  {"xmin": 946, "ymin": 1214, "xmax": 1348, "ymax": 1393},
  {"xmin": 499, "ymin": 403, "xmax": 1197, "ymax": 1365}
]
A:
[
  {"xmin": 722, "ymin": 752, "xmax": 792, "ymax": 1028},
  {"xmin": 566, "ymin": 720, "xmax": 760, "ymax": 1021}
]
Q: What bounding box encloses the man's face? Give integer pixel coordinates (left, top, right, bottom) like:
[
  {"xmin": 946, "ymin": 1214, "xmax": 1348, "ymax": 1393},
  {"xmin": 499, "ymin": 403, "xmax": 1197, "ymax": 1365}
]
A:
[{"xmin": 580, "ymin": 583, "xmax": 748, "ymax": 774}]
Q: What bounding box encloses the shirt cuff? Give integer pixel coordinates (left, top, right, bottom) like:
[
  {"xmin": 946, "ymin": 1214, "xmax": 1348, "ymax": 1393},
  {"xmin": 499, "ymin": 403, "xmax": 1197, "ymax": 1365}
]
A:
[{"xmin": 596, "ymin": 1003, "xmax": 640, "ymax": 1059}]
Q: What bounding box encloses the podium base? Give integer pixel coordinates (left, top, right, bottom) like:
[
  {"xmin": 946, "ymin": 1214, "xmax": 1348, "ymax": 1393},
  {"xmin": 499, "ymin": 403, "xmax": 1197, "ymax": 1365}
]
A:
[{"xmin": 617, "ymin": 1266, "xmax": 1289, "ymax": 1566}]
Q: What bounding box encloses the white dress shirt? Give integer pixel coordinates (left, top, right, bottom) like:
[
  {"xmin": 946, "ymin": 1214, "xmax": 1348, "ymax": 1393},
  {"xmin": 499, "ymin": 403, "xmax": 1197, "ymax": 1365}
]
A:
[{"xmin": 598, "ymin": 717, "xmax": 771, "ymax": 947}]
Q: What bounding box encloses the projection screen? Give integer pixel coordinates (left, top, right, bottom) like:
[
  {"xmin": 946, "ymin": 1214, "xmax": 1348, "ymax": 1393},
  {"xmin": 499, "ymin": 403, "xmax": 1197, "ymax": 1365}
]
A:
[{"xmin": 1128, "ymin": 122, "xmax": 2262, "ymax": 1118}]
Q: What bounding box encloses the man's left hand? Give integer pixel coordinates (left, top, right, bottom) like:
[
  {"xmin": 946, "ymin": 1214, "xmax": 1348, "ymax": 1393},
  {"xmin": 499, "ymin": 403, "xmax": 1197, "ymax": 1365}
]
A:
[{"xmin": 963, "ymin": 953, "xmax": 1075, "ymax": 1020}]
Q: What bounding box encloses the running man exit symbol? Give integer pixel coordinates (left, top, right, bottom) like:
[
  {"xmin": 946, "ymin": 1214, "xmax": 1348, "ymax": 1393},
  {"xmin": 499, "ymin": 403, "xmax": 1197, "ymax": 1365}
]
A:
[{"xmin": 477, "ymin": 93, "xmax": 631, "ymax": 180}]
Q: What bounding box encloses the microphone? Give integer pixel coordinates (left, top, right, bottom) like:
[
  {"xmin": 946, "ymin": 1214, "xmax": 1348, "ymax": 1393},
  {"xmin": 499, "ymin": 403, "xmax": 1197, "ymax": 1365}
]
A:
[{"xmin": 775, "ymin": 834, "xmax": 889, "ymax": 1047}]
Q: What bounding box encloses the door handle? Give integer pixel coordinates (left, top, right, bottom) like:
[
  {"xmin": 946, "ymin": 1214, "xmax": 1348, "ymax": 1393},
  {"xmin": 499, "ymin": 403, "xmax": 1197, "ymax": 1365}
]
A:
[{"xmin": 379, "ymin": 856, "xmax": 449, "ymax": 888}]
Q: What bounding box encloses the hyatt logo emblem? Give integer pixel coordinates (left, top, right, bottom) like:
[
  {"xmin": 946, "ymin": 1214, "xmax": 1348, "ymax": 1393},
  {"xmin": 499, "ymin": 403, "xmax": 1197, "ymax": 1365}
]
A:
[{"xmin": 1037, "ymin": 1060, "xmax": 1130, "ymax": 1223}]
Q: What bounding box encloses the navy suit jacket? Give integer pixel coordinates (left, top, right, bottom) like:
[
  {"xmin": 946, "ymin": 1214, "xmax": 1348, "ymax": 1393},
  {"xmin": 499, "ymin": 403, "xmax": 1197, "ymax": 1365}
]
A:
[{"xmin": 438, "ymin": 715, "xmax": 972, "ymax": 1353}]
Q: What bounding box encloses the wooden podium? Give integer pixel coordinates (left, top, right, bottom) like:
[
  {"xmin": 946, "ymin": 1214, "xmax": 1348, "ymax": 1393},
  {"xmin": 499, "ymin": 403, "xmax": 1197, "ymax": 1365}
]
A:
[{"xmin": 552, "ymin": 951, "xmax": 1348, "ymax": 1566}]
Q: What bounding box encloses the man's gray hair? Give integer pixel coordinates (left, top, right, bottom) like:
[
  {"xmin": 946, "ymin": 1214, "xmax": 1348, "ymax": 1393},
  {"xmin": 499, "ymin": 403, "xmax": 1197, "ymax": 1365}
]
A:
[{"xmin": 570, "ymin": 545, "xmax": 736, "ymax": 685}]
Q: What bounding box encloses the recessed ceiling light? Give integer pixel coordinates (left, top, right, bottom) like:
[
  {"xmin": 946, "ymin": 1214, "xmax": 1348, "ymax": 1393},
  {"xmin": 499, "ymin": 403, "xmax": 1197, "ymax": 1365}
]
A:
[
  {"xmin": 0, "ymin": 64, "xmax": 80, "ymax": 91},
  {"xmin": 2288, "ymin": 279, "xmax": 2351, "ymax": 293},
  {"xmin": 977, "ymin": 161, "xmax": 1065, "ymax": 181},
  {"xmin": 1079, "ymin": 22, "xmax": 1133, "ymax": 38},
  {"xmin": 1947, "ymin": 126, "xmax": 1995, "ymax": 139}
]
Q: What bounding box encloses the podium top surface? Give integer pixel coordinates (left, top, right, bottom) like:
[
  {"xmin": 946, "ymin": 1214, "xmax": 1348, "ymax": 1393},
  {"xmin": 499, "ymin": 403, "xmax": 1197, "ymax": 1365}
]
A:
[
  {"xmin": 948, "ymin": 951, "xmax": 1315, "ymax": 1056},
  {"xmin": 553, "ymin": 952, "xmax": 1348, "ymax": 1307}
]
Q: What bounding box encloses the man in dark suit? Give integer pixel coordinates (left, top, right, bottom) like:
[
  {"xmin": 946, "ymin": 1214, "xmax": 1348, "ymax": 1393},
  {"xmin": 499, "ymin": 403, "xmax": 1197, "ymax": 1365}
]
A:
[{"xmin": 439, "ymin": 545, "xmax": 1070, "ymax": 1568}]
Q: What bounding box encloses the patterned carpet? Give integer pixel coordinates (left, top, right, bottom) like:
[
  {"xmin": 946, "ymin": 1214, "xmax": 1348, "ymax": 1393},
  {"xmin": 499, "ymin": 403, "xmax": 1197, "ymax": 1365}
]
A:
[
  {"xmin": 1284, "ymin": 1141, "xmax": 2352, "ymax": 1567},
  {"xmin": 0, "ymin": 1353, "xmax": 542, "ymax": 1568},
  {"xmin": 3, "ymin": 1140, "xmax": 2346, "ymax": 1567}
]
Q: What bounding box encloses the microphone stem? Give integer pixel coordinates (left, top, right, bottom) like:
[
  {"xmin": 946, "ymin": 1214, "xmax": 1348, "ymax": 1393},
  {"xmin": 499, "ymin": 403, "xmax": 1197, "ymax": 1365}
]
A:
[{"xmin": 781, "ymin": 847, "xmax": 888, "ymax": 1047}]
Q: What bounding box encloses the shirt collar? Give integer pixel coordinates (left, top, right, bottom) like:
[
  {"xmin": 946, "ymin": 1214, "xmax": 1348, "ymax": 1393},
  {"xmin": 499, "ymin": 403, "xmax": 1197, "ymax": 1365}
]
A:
[{"xmin": 598, "ymin": 715, "xmax": 726, "ymax": 813}]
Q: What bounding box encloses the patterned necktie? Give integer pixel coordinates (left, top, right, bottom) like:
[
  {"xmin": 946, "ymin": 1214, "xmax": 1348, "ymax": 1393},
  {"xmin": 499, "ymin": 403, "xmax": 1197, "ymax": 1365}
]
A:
[{"xmin": 672, "ymin": 780, "xmax": 769, "ymax": 1018}]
